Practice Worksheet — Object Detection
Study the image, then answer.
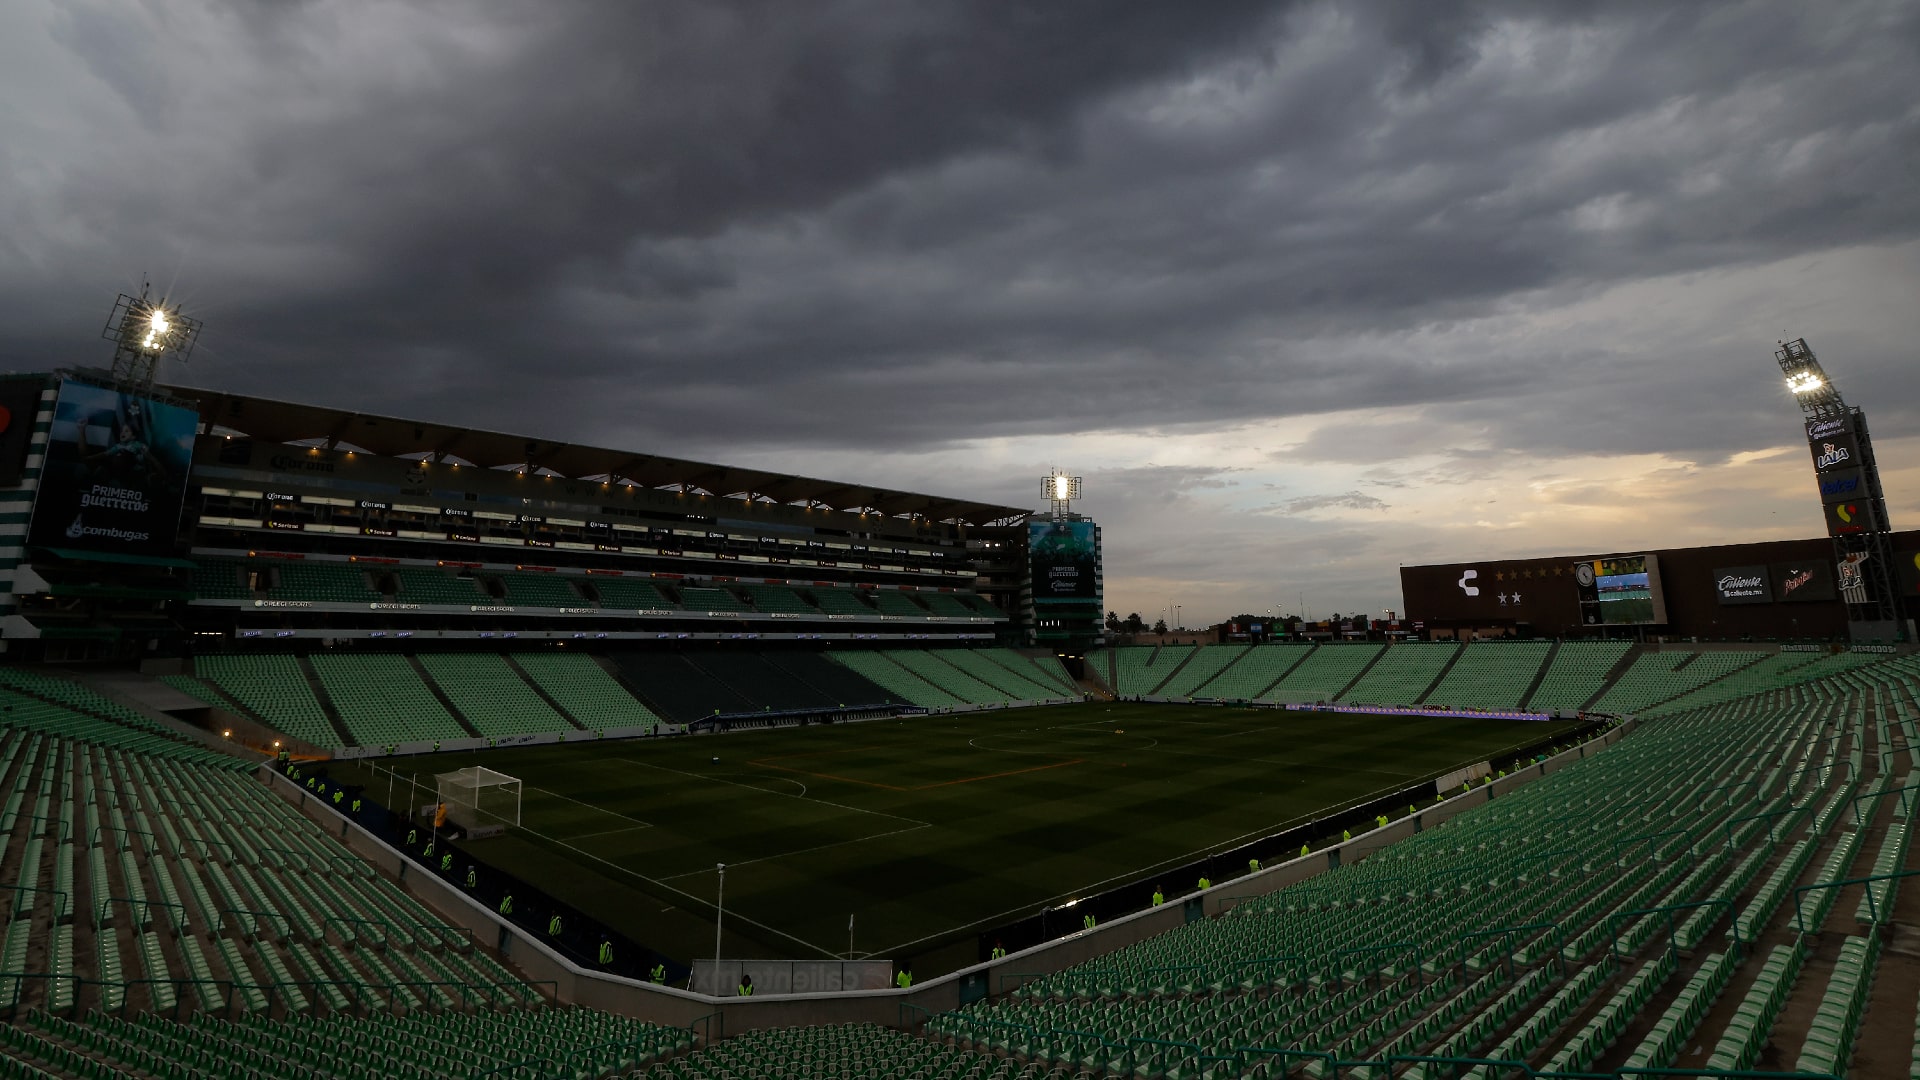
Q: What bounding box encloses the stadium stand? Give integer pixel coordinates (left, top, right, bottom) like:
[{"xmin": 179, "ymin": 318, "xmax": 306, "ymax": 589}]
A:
[
  {"xmin": 887, "ymin": 650, "xmax": 1022, "ymax": 704},
  {"xmin": 1423, "ymin": 641, "xmax": 1553, "ymax": 710},
  {"xmin": 684, "ymin": 652, "xmax": 842, "ymax": 712},
  {"xmin": 917, "ymin": 593, "xmax": 976, "ymax": 618},
  {"xmin": 640, "ymin": 1023, "xmax": 1015, "ymax": 1080},
  {"xmin": 738, "ymin": 584, "xmax": 819, "ymax": 615},
  {"xmin": 763, "ymin": 652, "xmax": 896, "ymax": 710},
  {"xmin": 983, "ymin": 648, "xmax": 1077, "ymax": 697},
  {"xmin": 186, "ymin": 655, "xmax": 339, "ymax": 750},
  {"xmin": 1338, "ymin": 641, "xmax": 1460, "ymax": 704},
  {"xmin": 607, "ymin": 653, "xmax": 756, "ymax": 722},
  {"xmin": 308, "ymin": 654, "xmax": 468, "ymax": 746},
  {"xmin": 1589, "ymin": 649, "xmax": 1766, "ymax": 714},
  {"xmin": 1110, "ymin": 646, "xmax": 1194, "ymax": 697},
  {"xmin": 869, "ymin": 591, "xmax": 930, "ymax": 617},
  {"xmin": 1261, "ymin": 642, "xmax": 1383, "ymax": 703},
  {"xmin": 1189, "ymin": 643, "xmax": 1309, "ymax": 701},
  {"xmin": 926, "ymin": 651, "xmax": 1919, "ymax": 1078},
  {"xmin": 267, "ymin": 562, "xmax": 380, "ymax": 604},
  {"xmin": 490, "ymin": 573, "xmax": 581, "ymax": 608},
  {"xmin": 393, "ymin": 567, "xmax": 486, "ymax": 606},
  {"xmin": 587, "ymin": 577, "xmax": 678, "ymax": 610},
  {"xmin": 956, "ymin": 593, "xmax": 1007, "ymax": 620},
  {"xmin": 1525, "ymin": 640, "xmax": 1633, "ymax": 712},
  {"xmin": 828, "ymin": 652, "xmax": 961, "ymax": 709},
  {"xmin": 512, "ymin": 653, "xmax": 663, "ymax": 733},
  {"xmin": 190, "ymin": 557, "xmax": 255, "ymax": 600},
  {"xmin": 927, "ymin": 649, "xmax": 1064, "ymax": 701},
  {"xmin": 676, "ymin": 585, "xmax": 746, "ymax": 613},
  {"xmin": 1154, "ymin": 644, "xmax": 1249, "ymax": 699},
  {"xmin": 808, "ymin": 587, "xmax": 876, "ymax": 616},
  {"xmin": 417, "ymin": 654, "xmax": 576, "ymax": 737}
]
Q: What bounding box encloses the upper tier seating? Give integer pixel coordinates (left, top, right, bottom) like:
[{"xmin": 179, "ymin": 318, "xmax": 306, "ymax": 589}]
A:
[
  {"xmin": 684, "ymin": 652, "xmax": 839, "ymax": 711},
  {"xmin": 1262, "ymin": 643, "xmax": 1384, "ymax": 703},
  {"xmin": 739, "ymin": 585, "xmax": 819, "ymax": 615},
  {"xmin": 190, "ymin": 557, "xmax": 255, "ymax": 600},
  {"xmin": 677, "ymin": 586, "xmax": 746, "ymax": 613},
  {"xmin": 1201, "ymin": 643, "xmax": 1312, "ymax": 700},
  {"xmin": 1423, "ymin": 641, "xmax": 1553, "ymax": 710},
  {"xmin": 490, "ymin": 573, "xmax": 581, "ymax": 607},
  {"xmin": 417, "ymin": 654, "xmax": 574, "ymax": 738},
  {"xmin": 919, "ymin": 593, "xmax": 977, "ymax": 618},
  {"xmin": 308, "ymin": 655, "xmax": 466, "ymax": 746},
  {"xmin": 1525, "ymin": 640, "xmax": 1632, "ymax": 712},
  {"xmin": 392, "ymin": 568, "xmax": 486, "ymax": 606},
  {"xmin": 190, "ymin": 655, "xmax": 338, "ymax": 749},
  {"xmin": 607, "ymin": 654, "xmax": 756, "ymax": 722},
  {"xmin": 1339, "ymin": 642, "xmax": 1460, "ymax": 704},
  {"xmin": 589, "ymin": 577, "xmax": 678, "ymax": 609},
  {"xmin": 512, "ymin": 653, "xmax": 662, "ymax": 733},
  {"xmin": 809, "ymin": 588, "xmax": 876, "ymax": 616},
  {"xmin": 1155, "ymin": 644, "xmax": 1250, "ymax": 699},
  {"xmin": 869, "ymin": 591, "xmax": 929, "ymax": 617},
  {"xmin": 955, "ymin": 593, "xmax": 1007, "ymax": 620},
  {"xmin": 763, "ymin": 653, "xmax": 896, "ymax": 709},
  {"xmin": 268, "ymin": 562, "xmax": 379, "ymax": 604}
]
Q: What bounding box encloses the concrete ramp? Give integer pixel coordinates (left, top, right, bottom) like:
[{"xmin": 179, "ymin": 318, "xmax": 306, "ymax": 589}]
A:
[{"xmin": 87, "ymin": 673, "xmax": 208, "ymax": 715}]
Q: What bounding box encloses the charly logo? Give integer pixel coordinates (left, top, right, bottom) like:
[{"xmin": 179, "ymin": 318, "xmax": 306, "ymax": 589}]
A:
[{"xmin": 1815, "ymin": 443, "xmax": 1850, "ymax": 469}]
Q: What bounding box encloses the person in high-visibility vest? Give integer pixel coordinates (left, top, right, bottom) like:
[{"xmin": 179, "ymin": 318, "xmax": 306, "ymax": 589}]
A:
[
  {"xmin": 548, "ymin": 913, "xmax": 563, "ymax": 937},
  {"xmin": 738, "ymin": 974, "xmax": 755, "ymax": 996},
  {"xmin": 351, "ymin": 798, "xmax": 361, "ymax": 814},
  {"xmin": 651, "ymin": 962, "xmax": 667, "ymax": 983},
  {"xmin": 1151, "ymin": 888, "xmax": 1164, "ymax": 906},
  {"xmin": 1197, "ymin": 876, "xmax": 1211, "ymax": 891},
  {"xmin": 406, "ymin": 828, "xmax": 418, "ymax": 848},
  {"xmin": 895, "ymin": 968, "xmax": 913, "ymax": 988},
  {"xmin": 498, "ymin": 894, "xmax": 514, "ymax": 916},
  {"xmin": 1300, "ymin": 843, "xmax": 1310, "ymax": 857},
  {"xmin": 423, "ymin": 837, "xmax": 435, "ymax": 858},
  {"xmin": 1375, "ymin": 815, "xmax": 1387, "ymax": 829},
  {"xmin": 990, "ymin": 943, "xmax": 1006, "ymax": 960},
  {"xmin": 1341, "ymin": 829, "xmax": 1351, "ymax": 842},
  {"xmin": 440, "ymin": 852, "xmax": 453, "ymax": 873},
  {"xmin": 306, "ymin": 777, "xmax": 317, "ymax": 790},
  {"xmin": 1082, "ymin": 913, "xmax": 1095, "ymax": 931},
  {"xmin": 1248, "ymin": 857, "xmax": 1261, "ymax": 873},
  {"xmin": 332, "ymin": 790, "xmax": 343, "ymax": 807},
  {"xmin": 598, "ymin": 940, "xmax": 613, "ymax": 965},
  {"xmin": 465, "ymin": 866, "xmax": 478, "ymax": 890}
]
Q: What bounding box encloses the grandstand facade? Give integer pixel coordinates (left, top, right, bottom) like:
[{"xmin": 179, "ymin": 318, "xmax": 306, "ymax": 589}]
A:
[{"xmin": 1403, "ymin": 534, "xmax": 1920, "ymax": 643}]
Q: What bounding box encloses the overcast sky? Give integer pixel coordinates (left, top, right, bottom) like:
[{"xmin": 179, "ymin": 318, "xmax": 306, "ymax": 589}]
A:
[{"xmin": 4, "ymin": 1, "xmax": 1917, "ymax": 625}]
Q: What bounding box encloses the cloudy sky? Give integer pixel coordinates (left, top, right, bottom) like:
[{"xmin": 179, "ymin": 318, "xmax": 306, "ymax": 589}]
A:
[{"xmin": 4, "ymin": 0, "xmax": 1918, "ymax": 626}]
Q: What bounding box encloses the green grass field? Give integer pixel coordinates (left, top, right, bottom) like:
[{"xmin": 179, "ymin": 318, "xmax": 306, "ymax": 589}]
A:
[{"xmin": 339, "ymin": 703, "xmax": 1578, "ymax": 975}]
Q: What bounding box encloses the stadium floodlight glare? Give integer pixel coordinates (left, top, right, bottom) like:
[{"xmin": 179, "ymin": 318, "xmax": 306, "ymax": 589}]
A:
[
  {"xmin": 1774, "ymin": 337, "xmax": 1842, "ymax": 416},
  {"xmin": 1044, "ymin": 470, "xmax": 1082, "ymax": 520},
  {"xmin": 1785, "ymin": 371, "xmax": 1823, "ymax": 395},
  {"xmin": 103, "ymin": 282, "xmax": 202, "ymax": 396}
]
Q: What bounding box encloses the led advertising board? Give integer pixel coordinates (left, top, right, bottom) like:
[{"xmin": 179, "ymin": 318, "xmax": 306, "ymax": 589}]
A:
[
  {"xmin": 1028, "ymin": 520, "xmax": 1098, "ymax": 601},
  {"xmin": 26, "ymin": 381, "xmax": 199, "ymax": 558},
  {"xmin": 1712, "ymin": 565, "xmax": 1771, "ymax": 605}
]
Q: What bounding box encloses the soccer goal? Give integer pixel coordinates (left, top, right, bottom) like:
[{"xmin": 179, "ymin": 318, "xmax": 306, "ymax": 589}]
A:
[{"xmin": 435, "ymin": 766, "xmax": 523, "ymax": 830}]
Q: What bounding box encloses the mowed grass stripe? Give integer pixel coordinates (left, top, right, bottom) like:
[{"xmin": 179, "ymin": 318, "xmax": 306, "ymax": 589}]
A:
[{"xmin": 373, "ymin": 703, "xmax": 1575, "ymax": 969}]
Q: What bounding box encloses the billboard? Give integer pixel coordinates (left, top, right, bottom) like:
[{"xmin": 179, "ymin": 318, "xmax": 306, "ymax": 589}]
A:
[
  {"xmin": 1897, "ymin": 550, "xmax": 1920, "ymax": 599},
  {"xmin": 1822, "ymin": 500, "xmax": 1874, "ymax": 537},
  {"xmin": 1815, "ymin": 467, "xmax": 1865, "ymax": 505},
  {"xmin": 27, "ymin": 381, "xmax": 198, "ymax": 557},
  {"xmin": 1576, "ymin": 553, "xmax": 1668, "ymax": 625},
  {"xmin": 1772, "ymin": 559, "xmax": 1836, "ymax": 603},
  {"xmin": 1712, "ymin": 565, "xmax": 1771, "ymax": 605},
  {"xmin": 1807, "ymin": 415, "xmax": 1859, "ymax": 474},
  {"xmin": 1028, "ymin": 520, "xmax": 1098, "ymax": 601}
]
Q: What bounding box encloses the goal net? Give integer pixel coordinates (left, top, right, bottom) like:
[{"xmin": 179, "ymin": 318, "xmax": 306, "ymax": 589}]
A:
[{"xmin": 435, "ymin": 766, "xmax": 523, "ymax": 829}]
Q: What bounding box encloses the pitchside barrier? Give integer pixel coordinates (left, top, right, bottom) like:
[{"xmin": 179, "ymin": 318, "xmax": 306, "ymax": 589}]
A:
[
  {"xmin": 259, "ymin": 718, "xmax": 1634, "ymax": 1040},
  {"xmin": 691, "ymin": 960, "xmax": 893, "ymax": 996},
  {"xmin": 330, "ymin": 722, "xmax": 667, "ymax": 759}
]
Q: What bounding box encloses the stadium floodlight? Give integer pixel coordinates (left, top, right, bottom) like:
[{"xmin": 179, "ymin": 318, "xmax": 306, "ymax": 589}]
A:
[
  {"xmin": 1044, "ymin": 471, "xmax": 1082, "ymax": 520},
  {"xmin": 102, "ymin": 281, "xmax": 202, "ymax": 397},
  {"xmin": 1774, "ymin": 338, "xmax": 1843, "ymax": 418}
]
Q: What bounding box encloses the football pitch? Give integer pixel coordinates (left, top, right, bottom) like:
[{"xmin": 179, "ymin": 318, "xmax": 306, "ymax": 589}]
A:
[{"xmin": 340, "ymin": 703, "xmax": 1579, "ymax": 975}]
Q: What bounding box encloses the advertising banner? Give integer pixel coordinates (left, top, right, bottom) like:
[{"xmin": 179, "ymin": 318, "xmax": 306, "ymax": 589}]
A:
[
  {"xmin": 1815, "ymin": 467, "xmax": 1866, "ymax": 505},
  {"xmin": 1822, "ymin": 499, "xmax": 1875, "ymax": 537},
  {"xmin": 1712, "ymin": 565, "xmax": 1772, "ymax": 605},
  {"xmin": 1772, "ymin": 559, "xmax": 1836, "ymax": 603},
  {"xmin": 26, "ymin": 381, "xmax": 198, "ymax": 557},
  {"xmin": 1897, "ymin": 550, "xmax": 1920, "ymax": 599},
  {"xmin": 1029, "ymin": 520, "xmax": 1098, "ymax": 601}
]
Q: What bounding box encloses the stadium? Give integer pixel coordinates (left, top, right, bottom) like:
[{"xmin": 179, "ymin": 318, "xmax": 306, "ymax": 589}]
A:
[{"xmin": 0, "ymin": 292, "xmax": 1914, "ymax": 1080}]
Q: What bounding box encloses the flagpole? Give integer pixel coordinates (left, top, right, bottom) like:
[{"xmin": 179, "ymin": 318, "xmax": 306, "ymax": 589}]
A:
[{"xmin": 848, "ymin": 913, "xmax": 855, "ymax": 960}]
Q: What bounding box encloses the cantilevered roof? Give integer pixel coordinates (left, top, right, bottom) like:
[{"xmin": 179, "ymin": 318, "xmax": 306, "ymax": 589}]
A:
[{"xmin": 163, "ymin": 384, "xmax": 1031, "ymax": 526}]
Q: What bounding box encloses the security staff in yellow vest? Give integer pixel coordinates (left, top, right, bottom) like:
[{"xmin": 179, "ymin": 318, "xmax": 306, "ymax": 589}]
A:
[
  {"xmin": 895, "ymin": 967, "xmax": 913, "ymax": 988},
  {"xmin": 738, "ymin": 973, "xmax": 754, "ymax": 996},
  {"xmin": 1151, "ymin": 888, "xmax": 1165, "ymax": 906},
  {"xmin": 598, "ymin": 939, "xmax": 613, "ymax": 965}
]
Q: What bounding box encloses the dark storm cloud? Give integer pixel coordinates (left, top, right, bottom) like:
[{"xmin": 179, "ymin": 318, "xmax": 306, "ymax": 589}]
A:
[{"xmin": 2, "ymin": 0, "xmax": 1915, "ymax": 468}]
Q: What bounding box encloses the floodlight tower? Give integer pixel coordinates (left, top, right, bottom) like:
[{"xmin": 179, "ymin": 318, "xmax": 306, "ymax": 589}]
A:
[
  {"xmin": 102, "ymin": 281, "xmax": 200, "ymax": 399},
  {"xmin": 1044, "ymin": 470, "xmax": 1081, "ymax": 522},
  {"xmin": 1776, "ymin": 338, "xmax": 1902, "ymax": 641}
]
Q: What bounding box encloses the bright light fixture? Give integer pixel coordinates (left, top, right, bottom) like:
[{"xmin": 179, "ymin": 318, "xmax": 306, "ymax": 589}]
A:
[{"xmin": 1785, "ymin": 371, "xmax": 1823, "ymax": 395}]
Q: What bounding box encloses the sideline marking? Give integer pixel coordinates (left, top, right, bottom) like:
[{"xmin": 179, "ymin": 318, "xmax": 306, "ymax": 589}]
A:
[
  {"xmin": 655, "ymin": 823, "xmax": 933, "ymax": 881},
  {"xmin": 608, "ymin": 756, "xmax": 926, "ymax": 827},
  {"xmin": 750, "ymin": 749, "xmax": 1087, "ymax": 791},
  {"xmin": 527, "ymin": 785, "xmax": 653, "ymax": 832}
]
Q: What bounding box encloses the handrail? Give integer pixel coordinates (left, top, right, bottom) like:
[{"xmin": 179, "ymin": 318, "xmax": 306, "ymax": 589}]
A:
[
  {"xmin": 1791, "ymin": 866, "xmax": 1920, "ymax": 931},
  {"xmin": 1608, "ymin": 898, "xmax": 1740, "ymax": 960},
  {"xmin": 1849, "ymin": 779, "xmax": 1920, "ymax": 825}
]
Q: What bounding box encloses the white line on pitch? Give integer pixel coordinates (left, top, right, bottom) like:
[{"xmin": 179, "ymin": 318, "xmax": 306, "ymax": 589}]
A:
[
  {"xmin": 609, "ymin": 756, "xmax": 928, "ymax": 827},
  {"xmin": 655, "ymin": 823, "xmax": 933, "ymax": 881},
  {"xmin": 527, "ymin": 785, "xmax": 654, "ymax": 830}
]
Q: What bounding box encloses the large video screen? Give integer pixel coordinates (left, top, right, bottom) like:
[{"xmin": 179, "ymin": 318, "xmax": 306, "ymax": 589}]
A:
[
  {"xmin": 1579, "ymin": 553, "xmax": 1668, "ymax": 625},
  {"xmin": 27, "ymin": 381, "xmax": 198, "ymax": 557},
  {"xmin": 1029, "ymin": 520, "xmax": 1098, "ymax": 601}
]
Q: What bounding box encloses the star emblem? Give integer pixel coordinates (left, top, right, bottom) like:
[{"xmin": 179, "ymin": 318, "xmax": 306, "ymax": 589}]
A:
[
  {"xmin": 1494, "ymin": 571, "xmax": 1506, "ymax": 582},
  {"xmin": 1497, "ymin": 592, "xmax": 1508, "ymax": 605},
  {"xmin": 1512, "ymin": 591, "xmax": 1522, "ymax": 604}
]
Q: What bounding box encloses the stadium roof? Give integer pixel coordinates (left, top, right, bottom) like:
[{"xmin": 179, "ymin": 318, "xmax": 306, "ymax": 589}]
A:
[{"xmin": 161, "ymin": 384, "xmax": 1031, "ymax": 526}]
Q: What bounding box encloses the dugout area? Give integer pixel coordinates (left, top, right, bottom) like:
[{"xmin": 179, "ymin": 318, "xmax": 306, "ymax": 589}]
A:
[{"xmin": 333, "ymin": 701, "xmax": 1580, "ymax": 978}]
